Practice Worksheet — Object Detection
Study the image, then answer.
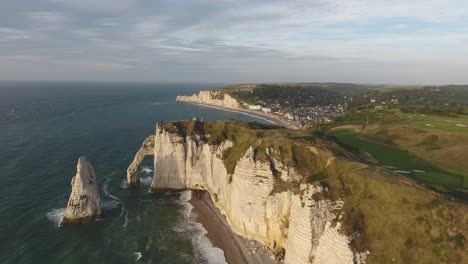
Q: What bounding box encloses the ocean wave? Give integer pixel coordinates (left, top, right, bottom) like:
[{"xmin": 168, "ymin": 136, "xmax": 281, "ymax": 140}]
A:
[
  {"xmin": 123, "ymin": 210, "xmax": 129, "ymax": 230},
  {"xmin": 394, "ymin": 170, "xmax": 412, "ymax": 174},
  {"xmin": 174, "ymin": 190, "xmax": 227, "ymax": 264},
  {"xmin": 102, "ymin": 200, "xmax": 120, "ymax": 210},
  {"xmin": 103, "ymin": 178, "xmax": 121, "ymax": 201},
  {"xmin": 146, "ymin": 236, "xmax": 153, "ymax": 251},
  {"xmin": 103, "ymin": 178, "xmax": 129, "ymax": 230},
  {"xmin": 46, "ymin": 208, "xmax": 65, "ymax": 226}
]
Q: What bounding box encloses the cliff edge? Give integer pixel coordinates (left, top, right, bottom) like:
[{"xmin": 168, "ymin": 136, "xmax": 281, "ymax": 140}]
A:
[
  {"xmin": 127, "ymin": 120, "xmax": 360, "ymax": 263},
  {"xmin": 176, "ymin": 89, "xmax": 240, "ymax": 108},
  {"xmin": 62, "ymin": 156, "xmax": 101, "ymax": 225},
  {"xmin": 127, "ymin": 120, "xmax": 468, "ymax": 263}
]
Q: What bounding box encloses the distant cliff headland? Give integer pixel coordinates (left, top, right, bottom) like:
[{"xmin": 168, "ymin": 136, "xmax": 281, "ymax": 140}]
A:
[
  {"xmin": 176, "ymin": 83, "xmax": 468, "ymax": 129},
  {"xmin": 126, "ymin": 119, "xmax": 468, "ymax": 263},
  {"xmin": 176, "ymin": 87, "xmax": 301, "ymax": 129}
]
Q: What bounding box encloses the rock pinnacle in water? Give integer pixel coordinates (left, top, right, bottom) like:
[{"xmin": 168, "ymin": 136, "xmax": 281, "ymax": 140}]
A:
[{"xmin": 62, "ymin": 156, "xmax": 101, "ymax": 225}]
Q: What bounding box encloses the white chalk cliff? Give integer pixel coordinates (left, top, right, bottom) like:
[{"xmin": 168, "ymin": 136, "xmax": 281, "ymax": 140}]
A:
[
  {"xmin": 62, "ymin": 156, "xmax": 101, "ymax": 224},
  {"xmin": 127, "ymin": 122, "xmax": 361, "ymax": 264},
  {"xmin": 176, "ymin": 89, "xmax": 240, "ymax": 108}
]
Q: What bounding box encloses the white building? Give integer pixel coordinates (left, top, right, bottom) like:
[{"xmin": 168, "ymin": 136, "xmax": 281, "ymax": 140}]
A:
[
  {"xmin": 248, "ymin": 104, "xmax": 262, "ymax": 111},
  {"xmin": 262, "ymin": 107, "xmax": 272, "ymax": 113}
]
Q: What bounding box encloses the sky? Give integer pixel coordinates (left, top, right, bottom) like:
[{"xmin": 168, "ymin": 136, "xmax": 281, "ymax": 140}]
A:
[{"xmin": 0, "ymin": 0, "xmax": 468, "ymax": 84}]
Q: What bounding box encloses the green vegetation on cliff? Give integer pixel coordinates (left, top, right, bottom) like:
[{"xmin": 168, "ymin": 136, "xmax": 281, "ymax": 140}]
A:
[
  {"xmin": 164, "ymin": 119, "xmax": 328, "ymax": 177},
  {"xmin": 163, "ymin": 119, "xmax": 468, "ymax": 263}
]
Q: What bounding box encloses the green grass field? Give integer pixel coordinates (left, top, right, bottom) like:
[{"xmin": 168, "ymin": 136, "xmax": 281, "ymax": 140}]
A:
[
  {"xmin": 394, "ymin": 110, "xmax": 468, "ymax": 133},
  {"xmin": 330, "ymin": 129, "xmax": 465, "ymax": 190}
]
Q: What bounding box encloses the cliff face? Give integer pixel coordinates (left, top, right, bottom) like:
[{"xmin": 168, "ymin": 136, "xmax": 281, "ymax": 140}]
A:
[
  {"xmin": 127, "ymin": 121, "xmax": 359, "ymax": 264},
  {"xmin": 62, "ymin": 156, "xmax": 101, "ymax": 224},
  {"xmin": 176, "ymin": 90, "xmax": 240, "ymax": 108}
]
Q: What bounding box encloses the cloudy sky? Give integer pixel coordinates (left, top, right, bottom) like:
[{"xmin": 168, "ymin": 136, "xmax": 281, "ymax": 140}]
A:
[{"xmin": 1, "ymin": 0, "xmax": 467, "ymax": 84}]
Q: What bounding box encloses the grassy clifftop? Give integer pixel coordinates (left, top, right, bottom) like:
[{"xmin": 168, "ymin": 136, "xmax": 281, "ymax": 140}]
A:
[
  {"xmin": 162, "ymin": 119, "xmax": 467, "ymax": 263},
  {"xmin": 326, "ymin": 108, "xmax": 468, "ymax": 191},
  {"xmin": 164, "ymin": 119, "xmax": 329, "ymax": 177}
]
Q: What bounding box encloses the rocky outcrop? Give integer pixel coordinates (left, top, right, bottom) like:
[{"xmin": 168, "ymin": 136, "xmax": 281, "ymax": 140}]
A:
[
  {"xmin": 127, "ymin": 121, "xmax": 361, "ymax": 264},
  {"xmin": 127, "ymin": 135, "xmax": 155, "ymax": 186},
  {"xmin": 62, "ymin": 156, "xmax": 101, "ymax": 224},
  {"xmin": 176, "ymin": 90, "xmax": 240, "ymax": 108}
]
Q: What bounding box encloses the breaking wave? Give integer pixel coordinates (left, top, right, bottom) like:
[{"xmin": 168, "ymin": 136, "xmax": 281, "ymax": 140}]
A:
[
  {"xmin": 46, "ymin": 208, "xmax": 66, "ymax": 226},
  {"xmin": 141, "ymin": 166, "xmax": 153, "ymax": 174},
  {"xmin": 174, "ymin": 191, "xmax": 227, "ymax": 264}
]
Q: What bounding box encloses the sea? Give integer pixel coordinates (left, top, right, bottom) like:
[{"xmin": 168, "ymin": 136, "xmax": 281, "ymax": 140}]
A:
[{"xmin": 0, "ymin": 82, "xmax": 268, "ymax": 264}]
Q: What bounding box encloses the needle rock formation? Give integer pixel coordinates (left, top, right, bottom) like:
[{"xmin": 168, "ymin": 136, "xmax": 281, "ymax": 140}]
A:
[{"xmin": 62, "ymin": 156, "xmax": 101, "ymax": 225}]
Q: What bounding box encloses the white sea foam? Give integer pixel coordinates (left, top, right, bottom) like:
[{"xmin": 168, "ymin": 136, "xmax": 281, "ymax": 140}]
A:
[
  {"xmin": 120, "ymin": 179, "xmax": 128, "ymax": 189},
  {"xmin": 103, "ymin": 178, "xmax": 121, "ymax": 201},
  {"xmin": 394, "ymin": 170, "xmax": 412, "ymax": 174},
  {"xmin": 46, "ymin": 208, "xmax": 66, "ymax": 226},
  {"xmin": 174, "ymin": 190, "xmax": 227, "ymax": 264},
  {"xmin": 123, "ymin": 210, "xmax": 129, "ymax": 229},
  {"xmin": 193, "ymin": 226, "xmax": 227, "ymax": 264},
  {"xmin": 134, "ymin": 252, "xmax": 143, "ymax": 261},
  {"xmin": 145, "ymin": 237, "xmax": 153, "ymax": 251},
  {"xmin": 140, "ymin": 176, "xmax": 153, "ymax": 187},
  {"xmin": 140, "ymin": 166, "xmax": 153, "ymax": 174}
]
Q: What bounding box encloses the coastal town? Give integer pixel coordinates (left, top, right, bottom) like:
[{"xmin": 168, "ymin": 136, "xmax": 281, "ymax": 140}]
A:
[
  {"xmin": 177, "ymin": 83, "xmax": 468, "ymax": 130},
  {"xmin": 241, "ymin": 101, "xmax": 347, "ymax": 128}
]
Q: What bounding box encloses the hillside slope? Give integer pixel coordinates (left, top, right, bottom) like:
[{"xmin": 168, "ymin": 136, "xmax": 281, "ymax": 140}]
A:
[{"xmin": 328, "ymin": 108, "xmax": 468, "ymax": 190}]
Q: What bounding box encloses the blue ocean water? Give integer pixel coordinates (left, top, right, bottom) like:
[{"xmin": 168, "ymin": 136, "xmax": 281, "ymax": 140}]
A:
[{"xmin": 0, "ymin": 82, "xmax": 266, "ymax": 264}]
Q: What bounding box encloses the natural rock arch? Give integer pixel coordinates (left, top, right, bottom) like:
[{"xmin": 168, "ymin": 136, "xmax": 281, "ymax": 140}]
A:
[{"xmin": 126, "ymin": 123, "xmax": 162, "ymax": 186}]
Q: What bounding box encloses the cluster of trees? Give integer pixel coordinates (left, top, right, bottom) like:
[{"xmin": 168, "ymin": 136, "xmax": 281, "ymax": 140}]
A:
[
  {"xmin": 349, "ymin": 86, "xmax": 468, "ymax": 108},
  {"xmin": 230, "ymin": 84, "xmax": 346, "ymax": 107},
  {"xmin": 399, "ymin": 105, "xmax": 466, "ymax": 116}
]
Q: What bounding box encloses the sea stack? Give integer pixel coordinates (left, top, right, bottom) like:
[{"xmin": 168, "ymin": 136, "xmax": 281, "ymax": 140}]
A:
[{"xmin": 61, "ymin": 156, "xmax": 101, "ymax": 225}]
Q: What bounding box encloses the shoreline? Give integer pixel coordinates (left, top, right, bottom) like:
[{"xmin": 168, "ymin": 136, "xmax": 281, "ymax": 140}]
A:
[
  {"xmin": 179, "ymin": 101, "xmax": 300, "ymax": 129},
  {"xmin": 189, "ymin": 190, "xmax": 278, "ymax": 264}
]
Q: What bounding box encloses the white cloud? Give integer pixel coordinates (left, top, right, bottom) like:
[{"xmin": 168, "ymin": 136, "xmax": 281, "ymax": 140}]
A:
[
  {"xmin": 29, "ymin": 11, "xmax": 68, "ymax": 24},
  {"xmin": 148, "ymin": 45, "xmax": 206, "ymax": 52},
  {"xmin": 29, "ymin": 11, "xmax": 68, "ymax": 31},
  {"xmin": 0, "ymin": 28, "xmax": 29, "ymax": 41},
  {"xmin": 48, "ymin": 0, "xmax": 135, "ymax": 13},
  {"xmin": 1, "ymin": 0, "xmax": 468, "ymax": 83}
]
